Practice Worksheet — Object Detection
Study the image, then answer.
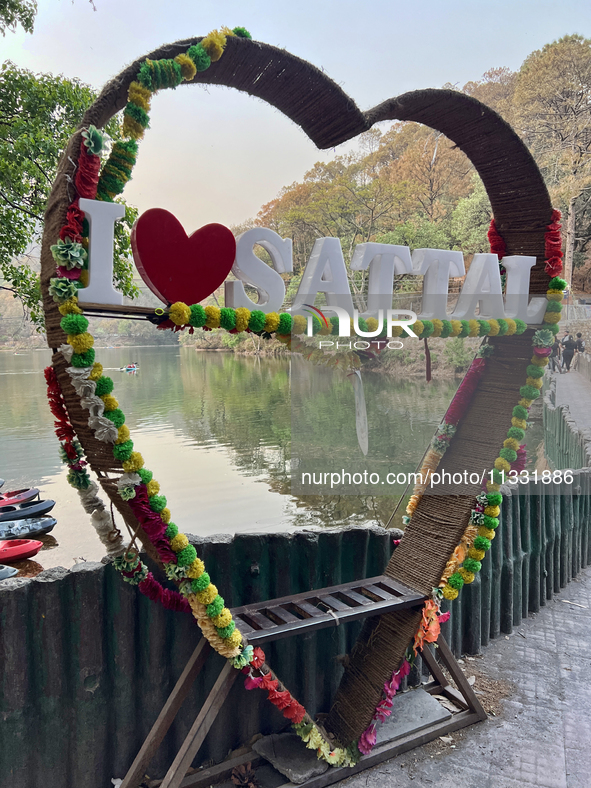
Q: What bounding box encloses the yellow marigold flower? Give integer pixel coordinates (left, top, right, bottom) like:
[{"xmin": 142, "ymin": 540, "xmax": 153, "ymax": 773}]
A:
[
  {"xmin": 204, "ymin": 305, "xmax": 221, "ymax": 329},
  {"xmin": 530, "ymin": 355, "xmax": 549, "ymax": 367},
  {"xmin": 128, "ymin": 81, "xmax": 151, "ymax": 111},
  {"xmin": 543, "ymin": 312, "xmax": 560, "ymax": 324},
  {"xmin": 174, "ymin": 53, "xmax": 197, "ymax": 81},
  {"xmin": 468, "ymin": 548, "xmax": 486, "ymax": 561},
  {"xmin": 450, "ymin": 320, "xmax": 462, "ymax": 337},
  {"xmin": 160, "ymin": 507, "xmax": 171, "ymax": 524},
  {"xmin": 170, "ymin": 533, "xmax": 189, "ymax": 553},
  {"xmin": 79, "ymin": 270, "xmax": 89, "ymax": 287},
  {"xmin": 487, "ymin": 481, "xmax": 500, "ymax": 492},
  {"xmin": 68, "ymin": 332, "xmax": 94, "ymax": 354},
  {"xmin": 546, "ymin": 289, "xmax": 563, "ymax": 299},
  {"xmin": 89, "ymin": 363, "xmax": 103, "ymax": 381},
  {"xmin": 292, "ymin": 314, "xmax": 307, "ymax": 335},
  {"xmin": 505, "ymin": 319, "xmax": 517, "ymax": 335},
  {"xmin": 478, "ymin": 526, "xmax": 496, "ymax": 540},
  {"xmin": 212, "ymin": 608, "xmax": 233, "ymax": 628},
  {"xmin": 123, "ymin": 452, "xmax": 144, "ymax": 472},
  {"xmin": 484, "ymin": 505, "xmax": 500, "ymax": 517},
  {"xmin": 101, "ymin": 394, "xmax": 119, "ymax": 411},
  {"xmin": 459, "ymin": 568, "xmax": 475, "ymax": 584},
  {"xmin": 412, "ymin": 320, "xmax": 424, "ymax": 337},
  {"xmin": 169, "ymin": 302, "xmax": 191, "ymax": 326},
  {"xmin": 468, "ymin": 319, "xmax": 480, "ymax": 337},
  {"xmin": 201, "ymin": 29, "xmax": 226, "ymax": 61},
  {"xmin": 234, "ymin": 307, "xmax": 251, "ymax": 333},
  {"xmin": 366, "ymin": 317, "xmax": 379, "ymax": 333},
  {"xmin": 526, "ymin": 377, "xmax": 543, "ymax": 389},
  {"xmin": 494, "ymin": 457, "xmax": 511, "ymax": 473},
  {"xmin": 195, "ymin": 583, "xmax": 218, "ymax": 605},
  {"xmin": 319, "ymin": 321, "xmax": 331, "ymax": 336},
  {"xmin": 122, "ymin": 115, "xmax": 146, "ymax": 140},
  {"xmin": 519, "ymin": 398, "xmax": 533, "ymax": 409},
  {"xmin": 431, "ymin": 318, "xmax": 443, "ymax": 337},
  {"xmin": 146, "ymin": 479, "xmax": 160, "ymax": 497},
  {"xmin": 391, "ymin": 324, "xmax": 403, "ymax": 337},
  {"xmin": 504, "ymin": 438, "xmax": 520, "ymax": 451},
  {"xmin": 487, "ymin": 319, "xmax": 499, "ymax": 336},
  {"xmin": 58, "ymin": 298, "xmax": 82, "ymax": 315},
  {"xmin": 224, "ymin": 630, "xmax": 242, "ymax": 649},
  {"xmin": 442, "ymin": 585, "xmax": 459, "ymax": 600},
  {"xmin": 187, "ymin": 558, "xmax": 205, "ymax": 579},
  {"xmin": 116, "ymin": 425, "xmax": 130, "ymax": 444},
  {"xmin": 512, "ymin": 417, "xmax": 527, "ymax": 430},
  {"xmin": 264, "ymin": 312, "xmax": 280, "ymax": 333}
]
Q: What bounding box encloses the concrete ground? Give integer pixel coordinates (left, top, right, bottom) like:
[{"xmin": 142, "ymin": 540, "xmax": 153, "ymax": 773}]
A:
[
  {"xmin": 336, "ymin": 566, "xmax": 591, "ymax": 788},
  {"xmin": 554, "ymin": 368, "xmax": 591, "ymax": 431}
]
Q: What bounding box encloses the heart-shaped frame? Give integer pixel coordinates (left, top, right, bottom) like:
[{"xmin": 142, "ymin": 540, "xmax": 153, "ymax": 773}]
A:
[{"xmin": 41, "ymin": 31, "xmax": 558, "ymax": 751}]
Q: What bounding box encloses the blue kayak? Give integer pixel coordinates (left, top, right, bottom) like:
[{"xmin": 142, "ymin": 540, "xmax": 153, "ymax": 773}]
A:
[
  {"xmin": 0, "ymin": 500, "xmax": 55, "ymax": 522},
  {"xmin": 0, "ymin": 564, "xmax": 18, "ymax": 581},
  {"xmin": 0, "ymin": 517, "xmax": 57, "ymax": 540}
]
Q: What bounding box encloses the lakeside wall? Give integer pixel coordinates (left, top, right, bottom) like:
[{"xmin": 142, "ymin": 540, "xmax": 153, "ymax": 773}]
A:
[{"xmin": 1, "ymin": 474, "xmax": 590, "ymax": 788}]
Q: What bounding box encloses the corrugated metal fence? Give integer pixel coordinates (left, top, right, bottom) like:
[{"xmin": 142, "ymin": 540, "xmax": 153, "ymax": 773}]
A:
[
  {"xmin": 542, "ymin": 374, "xmax": 591, "ymax": 470},
  {"xmin": 1, "ymin": 474, "xmax": 591, "ymax": 787}
]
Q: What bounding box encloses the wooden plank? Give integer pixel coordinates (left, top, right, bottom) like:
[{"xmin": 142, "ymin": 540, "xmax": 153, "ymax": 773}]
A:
[
  {"xmin": 233, "ymin": 617, "xmax": 256, "ymax": 636},
  {"xmin": 149, "ymin": 752, "xmax": 264, "ymax": 788},
  {"xmin": 435, "ymin": 637, "xmax": 487, "ymax": 721},
  {"xmin": 362, "ymin": 584, "xmax": 396, "ymax": 601},
  {"xmin": 377, "ymin": 576, "xmax": 416, "ymax": 597},
  {"xmin": 264, "ymin": 606, "xmax": 300, "ymax": 624},
  {"xmin": 240, "ymin": 610, "xmax": 276, "ymax": 630},
  {"xmin": 159, "ymin": 662, "xmax": 239, "ymax": 788},
  {"xmin": 290, "ymin": 600, "xmax": 326, "ymax": 618},
  {"xmin": 316, "ymin": 594, "xmax": 351, "ymax": 612},
  {"xmin": 335, "ymin": 589, "xmax": 373, "ymax": 607},
  {"xmin": 78, "ymin": 302, "xmax": 160, "ymax": 320},
  {"xmin": 120, "ymin": 639, "xmax": 211, "ymax": 788}
]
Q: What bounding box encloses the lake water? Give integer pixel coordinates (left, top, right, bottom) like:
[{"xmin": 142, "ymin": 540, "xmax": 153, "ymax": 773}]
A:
[{"xmin": 0, "ymin": 346, "xmax": 470, "ymax": 569}]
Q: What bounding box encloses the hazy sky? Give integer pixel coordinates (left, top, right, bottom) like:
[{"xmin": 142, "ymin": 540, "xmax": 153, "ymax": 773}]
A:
[{"xmin": 3, "ymin": 0, "xmax": 591, "ymax": 231}]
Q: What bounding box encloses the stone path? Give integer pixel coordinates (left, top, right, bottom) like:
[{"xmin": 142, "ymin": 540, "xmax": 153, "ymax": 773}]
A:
[
  {"xmin": 336, "ymin": 565, "xmax": 591, "ymax": 788},
  {"xmin": 554, "ymin": 369, "xmax": 591, "ymax": 433}
]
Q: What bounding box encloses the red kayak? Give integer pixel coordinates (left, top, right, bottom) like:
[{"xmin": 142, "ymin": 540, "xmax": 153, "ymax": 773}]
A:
[
  {"xmin": 0, "ymin": 488, "xmax": 40, "ymax": 507},
  {"xmin": 0, "ymin": 539, "xmax": 43, "ymax": 562}
]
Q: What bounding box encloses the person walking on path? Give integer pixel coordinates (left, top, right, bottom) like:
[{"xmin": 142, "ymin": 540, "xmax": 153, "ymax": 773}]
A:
[
  {"xmin": 561, "ymin": 329, "xmax": 576, "ymax": 372},
  {"xmin": 550, "ymin": 337, "xmax": 561, "ymax": 372},
  {"xmin": 572, "ymin": 332, "xmax": 586, "ymax": 371}
]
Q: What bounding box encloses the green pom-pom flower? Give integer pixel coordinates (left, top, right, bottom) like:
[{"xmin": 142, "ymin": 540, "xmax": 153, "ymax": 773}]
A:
[
  {"xmin": 189, "ymin": 304, "xmax": 207, "ymax": 328},
  {"xmin": 232, "ymin": 26, "xmax": 252, "ymax": 38},
  {"xmin": 206, "ymin": 594, "xmax": 224, "ymax": 618},
  {"xmin": 447, "ymin": 572, "xmax": 465, "ymax": 590},
  {"xmin": 526, "ymin": 365, "xmax": 544, "ymax": 378},
  {"xmin": 420, "ymin": 320, "xmax": 434, "ymax": 337},
  {"xmin": 49, "ymin": 278, "xmax": 79, "ymax": 303},
  {"xmin": 81, "ymin": 125, "xmax": 104, "ymax": 155},
  {"xmin": 60, "ymin": 313, "xmax": 89, "ymax": 334},
  {"xmin": 492, "ymin": 469, "xmax": 504, "ymax": 484},
  {"xmin": 177, "ymin": 544, "xmax": 197, "ymax": 567},
  {"xmin": 187, "ymin": 44, "xmax": 211, "ymax": 71},
  {"xmin": 277, "ymin": 312, "xmax": 293, "ymax": 335},
  {"xmin": 459, "ymin": 320, "xmax": 470, "ymax": 338},
  {"xmin": 487, "ymin": 492, "xmax": 502, "ymax": 506},
  {"xmin": 137, "ymin": 467, "xmax": 153, "ymax": 484},
  {"xmin": 478, "ymin": 320, "xmax": 490, "ymax": 336},
  {"xmin": 71, "ymin": 349, "xmax": 96, "ymax": 367},
  {"xmin": 440, "ymin": 320, "xmax": 452, "ymax": 338},
  {"xmin": 520, "ymin": 385, "xmax": 540, "ymax": 400},
  {"xmin": 104, "ymin": 409, "xmax": 125, "ymax": 428},
  {"xmin": 165, "ymin": 522, "xmax": 179, "ymax": 540},
  {"xmin": 95, "ymin": 376, "xmax": 114, "ymax": 397},
  {"xmin": 514, "ymin": 319, "xmax": 527, "ymax": 334},
  {"xmin": 497, "ymin": 319, "xmax": 508, "ymax": 336},
  {"xmin": 512, "ymin": 405, "xmax": 528, "ymax": 421},
  {"xmin": 50, "ymin": 237, "xmax": 88, "ymax": 269},
  {"xmin": 149, "ymin": 494, "xmax": 167, "ymax": 513},
  {"xmin": 191, "ymin": 572, "xmax": 210, "ymax": 593},
  {"xmin": 483, "ymin": 515, "xmax": 499, "ymax": 529},
  {"xmin": 248, "ymin": 310, "xmax": 266, "ymax": 332},
  {"xmin": 356, "ymin": 317, "xmax": 369, "ymax": 334},
  {"xmin": 545, "ymin": 300, "xmax": 562, "ymax": 314},
  {"xmin": 500, "ymin": 447, "xmax": 517, "ymax": 462},
  {"xmin": 124, "ymin": 102, "xmax": 150, "ymax": 129},
  {"xmin": 219, "ymin": 307, "xmax": 236, "ymax": 331},
  {"xmin": 463, "ymin": 558, "xmax": 481, "ymax": 573},
  {"xmin": 507, "ymin": 426, "xmax": 525, "ymax": 441},
  {"xmin": 549, "ymin": 277, "xmax": 567, "ymax": 291},
  {"xmin": 549, "ymin": 323, "xmax": 560, "ymax": 335},
  {"xmin": 216, "ymin": 621, "xmax": 236, "ymax": 639},
  {"xmin": 474, "ymin": 536, "xmax": 491, "ymax": 551},
  {"xmin": 113, "ymin": 440, "xmax": 134, "ymax": 462}
]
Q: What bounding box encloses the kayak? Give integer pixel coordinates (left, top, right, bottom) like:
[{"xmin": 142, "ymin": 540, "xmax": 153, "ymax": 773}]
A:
[
  {"xmin": 0, "ymin": 539, "xmax": 43, "ymax": 562},
  {"xmin": 0, "ymin": 499, "xmax": 56, "ymax": 522},
  {"xmin": 0, "ymin": 517, "xmax": 57, "ymax": 539},
  {"xmin": 0, "ymin": 479, "xmax": 4, "ymax": 489},
  {"xmin": 0, "ymin": 564, "xmax": 18, "ymax": 580},
  {"xmin": 0, "ymin": 488, "xmax": 40, "ymax": 506},
  {"xmin": 120, "ymin": 364, "xmax": 139, "ymax": 371}
]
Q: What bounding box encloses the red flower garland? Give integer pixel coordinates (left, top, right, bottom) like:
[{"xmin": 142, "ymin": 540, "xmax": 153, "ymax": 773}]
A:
[
  {"xmin": 243, "ymin": 647, "xmax": 306, "ymax": 724},
  {"xmin": 488, "ymin": 210, "xmax": 563, "ymax": 278},
  {"xmin": 444, "ymin": 357, "xmax": 486, "ymax": 425},
  {"xmin": 74, "ymin": 145, "xmax": 101, "ymax": 200},
  {"xmin": 127, "ymin": 485, "xmax": 177, "ymax": 563}
]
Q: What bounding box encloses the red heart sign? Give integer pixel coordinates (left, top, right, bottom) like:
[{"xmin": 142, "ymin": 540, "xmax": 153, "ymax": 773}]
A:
[{"xmin": 131, "ymin": 208, "xmax": 236, "ymax": 305}]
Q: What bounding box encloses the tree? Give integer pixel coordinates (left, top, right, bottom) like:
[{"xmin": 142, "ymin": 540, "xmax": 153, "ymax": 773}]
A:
[
  {"xmin": 513, "ymin": 35, "xmax": 591, "ymax": 286},
  {"xmin": 0, "ymin": 0, "xmax": 36, "ymax": 35},
  {"xmin": 0, "ymin": 62, "xmax": 138, "ymax": 327}
]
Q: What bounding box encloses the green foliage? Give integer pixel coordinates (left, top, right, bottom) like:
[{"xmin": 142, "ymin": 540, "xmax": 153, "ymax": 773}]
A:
[
  {"xmin": 451, "ymin": 175, "xmax": 491, "ymax": 253},
  {"xmin": 0, "ymin": 0, "xmax": 36, "ymax": 35},
  {"xmin": 444, "ymin": 337, "xmax": 474, "ymax": 372},
  {"xmin": 0, "ymin": 62, "xmax": 138, "ymax": 329}
]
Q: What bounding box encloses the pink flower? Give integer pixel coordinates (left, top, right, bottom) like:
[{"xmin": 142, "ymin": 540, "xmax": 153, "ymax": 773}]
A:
[
  {"xmin": 398, "ymin": 659, "xmax": 411, "ymax": 678},
  {"xmin": 438, "ymin": 611, "xmax": 451, "ymax": 624},
  {"xmin": 358, "ymin": 725, "xmax": 377, "ymax": 755},
  {"xmin": 244, "ymin": 675, "xmax": 263, "ymax": 691},
  {"xmin": 56, "ymin": 266, "xmax": 81, "ymax": 280}
]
